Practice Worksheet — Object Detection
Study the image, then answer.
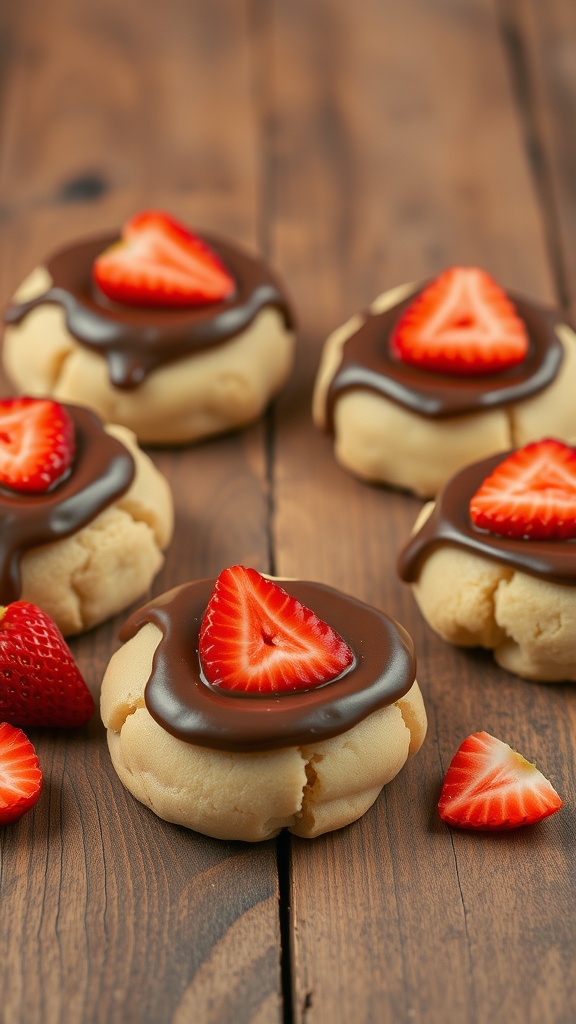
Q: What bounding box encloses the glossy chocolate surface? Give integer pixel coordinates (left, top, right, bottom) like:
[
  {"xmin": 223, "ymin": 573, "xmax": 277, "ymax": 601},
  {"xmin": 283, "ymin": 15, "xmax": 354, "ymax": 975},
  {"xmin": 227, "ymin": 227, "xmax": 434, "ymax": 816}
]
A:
[
  {"xmin": 326, "ymin": 288, "xmax": 563, "ymax": 425},
  {"xmin": 397, "ymin": 451, "xmax": 576, "ymax": 586},
  {"xmin": 120, "ymin": 578, "xmax": 416, "ymax": 752},
  {"xmin": 0, "ymin": 404, "xmax": 135, "ymax": 602},
  {"xmin": 5, "ymin": 233, "xmax": 294, "ymax": 389}
]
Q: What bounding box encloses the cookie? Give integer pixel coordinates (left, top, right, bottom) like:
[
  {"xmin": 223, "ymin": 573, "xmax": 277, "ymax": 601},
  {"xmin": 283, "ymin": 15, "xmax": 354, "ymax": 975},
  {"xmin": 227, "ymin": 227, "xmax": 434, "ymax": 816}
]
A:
[
  {"xmin": 398, "ymin": 440, "xmax": 576, "ymax": 681},
  {"xmin": 0, "ymin": 397, "xmax": 173, "ymax": 636},
  {"xmin": 3, "ymin": 211, "xmax": 295, "ymax": 444},
  {"xmin": 100, "ymin": 568, "xmax": 427, "ymax": 841},
  {"xmin": 313, "ymin": 268, "xmax": 576, "ymax": 497}
]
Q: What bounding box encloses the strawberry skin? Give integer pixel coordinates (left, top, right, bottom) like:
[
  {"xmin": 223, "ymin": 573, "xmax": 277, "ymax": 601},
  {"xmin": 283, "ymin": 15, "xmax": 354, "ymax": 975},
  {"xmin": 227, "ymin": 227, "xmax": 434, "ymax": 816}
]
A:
[
  {"xmin": 0, "ymin": 602, "xmax": 94, "ymax": 728},
  {"xmin": 199, "ymin": 566, "xmax": 355, "ymax": 693},
  {"xmin": 438, "ymin": 731, "xmax": 562, "ymax": 830},
  {"xmin": 0, "ymin": 397, "xmax": 75, "ymax": 494},
  {"xmin": 93, "ymin": 209, "xmax": 236, "ymax": 307},
  {"xmin": 391, "ymin": 266, "xmax": 529, "ymax": 375},
  {"xmin": 0, "ymin": 722, "xmax": 42, "ymax": 825},
  {"xmin": 470, "ymin": 439, "xmax": 576, "ymax": 540}
]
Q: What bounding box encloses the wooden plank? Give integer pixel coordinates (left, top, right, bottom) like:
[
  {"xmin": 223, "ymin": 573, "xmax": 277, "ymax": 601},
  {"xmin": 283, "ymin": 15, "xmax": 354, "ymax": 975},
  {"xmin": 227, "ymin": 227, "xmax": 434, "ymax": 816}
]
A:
[
  {"xmin": 498, "ymin": 0, "xmax": 576, "ymax": 320},
  {"xmin": 0, "ymin": 2, "xmax": 282, "ymax": 1022},
  {"xmin": 267, "ymin": 0, "xmax": 576, "ymax": 1020}
]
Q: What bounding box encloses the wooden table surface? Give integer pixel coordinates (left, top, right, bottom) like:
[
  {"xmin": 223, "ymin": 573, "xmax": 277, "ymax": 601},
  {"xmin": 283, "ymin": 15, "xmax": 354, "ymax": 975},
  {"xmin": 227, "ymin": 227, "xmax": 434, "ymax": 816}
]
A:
[{"xmin": 1, "ymin": 1, "xmax": 576, "ymax": 1022}]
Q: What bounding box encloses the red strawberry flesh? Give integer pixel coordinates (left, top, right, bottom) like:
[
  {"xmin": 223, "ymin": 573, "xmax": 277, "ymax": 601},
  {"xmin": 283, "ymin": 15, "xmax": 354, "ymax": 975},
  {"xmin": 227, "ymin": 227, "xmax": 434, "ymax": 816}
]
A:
[
  {"xmin": 470, "ymin": 439, "xmax": 576, "ymax": 540},
  {"xmin": 391, "ymin": 266, "xmax": 529, "ymax": 375},
  {"xmin": 93, "ymin": 209, "xmax": 235, "ymax": 308},
  {"xmin": 438, "ymin": 731, "xmax": 562, "ymax": 830},
  {"xmin": 0, "ymin": 602, "xmax": 94, "ymax": 728},
  {"xmin": 0, "ymin": 397, "xmax": 75, "ymax": 494},
  {"xmin": 0, "ymin": 722, "xmax": 42, "ymax": 825},
  {"xmin": 199, "ymin": 566, "xmax": 355, "ymax": 693}
]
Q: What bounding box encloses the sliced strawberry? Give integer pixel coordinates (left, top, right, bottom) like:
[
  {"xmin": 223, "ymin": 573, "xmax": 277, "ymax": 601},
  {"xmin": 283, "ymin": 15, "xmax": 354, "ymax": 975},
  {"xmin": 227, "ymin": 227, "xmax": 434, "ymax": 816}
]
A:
[
  {"xmin": 92, "ymin": 209, "xmax": 235, "ymax": 307},
  {"xmin": 438, "ymin": 731, "xmax": 562, "ymax": 830},
  {"xmin": 470, "ymin": 439, "xmax": 576, "ymax": 540},
  {"xmin": 199, "ymin": 566, "xmax": 354, "ymax": 693},
  {"xmin": 0, "ymin": 397, "xmax": 75, "ymax": 494},
  {"xmin": 0, "ymin": 722, "xmax": 42, "ymax": 825},
  {"xmin": 0, "ymin": 602, "xmax": 94, "ymax": 728},
  {"xmin": 391, "ymin": 267, "xmax": 529, "ymax": 375}
]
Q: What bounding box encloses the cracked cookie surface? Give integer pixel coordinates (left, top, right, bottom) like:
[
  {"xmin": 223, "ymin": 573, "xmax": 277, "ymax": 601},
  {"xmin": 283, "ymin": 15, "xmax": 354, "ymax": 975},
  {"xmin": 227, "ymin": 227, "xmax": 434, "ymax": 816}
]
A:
[
  {"xmin": 100, "ymin": 620, "xmax": 427, "ymax": 842},
  {"xmin": 19, "ymin": 425, "xmax": 173, "ymax": 635},
  {"xmin": 313, "ymin": 285, "xmax": 576, "ymax": 498}
]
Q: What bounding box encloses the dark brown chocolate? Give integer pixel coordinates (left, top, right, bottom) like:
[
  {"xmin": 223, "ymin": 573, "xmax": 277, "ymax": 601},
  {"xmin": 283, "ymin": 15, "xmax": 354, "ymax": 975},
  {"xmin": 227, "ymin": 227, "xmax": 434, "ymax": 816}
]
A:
[
  {"xmin": 397, "ymin": 450, "xmax": 576, "ymax": 586},
  {"xmin": 5, "ymin": 234, "xmax": 294, "ymax": 389},
  {"xmin": 0, "ymin": 404, "xmax": 135, "ymax": 603},
  {"xmin": 326, "ymin": 288, "xmax": 564, "ymax": 426},
  {"xmin": 119, "ymin": 578, "xmax": 416, "ymax": 752}
]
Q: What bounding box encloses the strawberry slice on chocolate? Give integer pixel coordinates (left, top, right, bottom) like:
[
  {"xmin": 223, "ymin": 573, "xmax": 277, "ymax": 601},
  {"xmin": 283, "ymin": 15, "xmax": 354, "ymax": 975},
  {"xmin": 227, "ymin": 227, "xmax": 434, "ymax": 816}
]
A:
[
  {"xmin": 199, "ymin": 566, "xmax": 354, "ymax": 693},
  {"xmin": 470, "ymin": 439, "xmax": 576, "ymax": 540},
  {"xmin": 0, "ymin": 397, "xmax": 75, "ymax": 493},
  {"xmin": 391, "ymin": 266, "xmax": 529, "ymax": 375},
  {"xmin": 93, "ymin": 210, "xmax": 236, "ymax": 307},
  {"xmin": 438, "ymin": 731, "xmax": 562, "ymax": 830}
]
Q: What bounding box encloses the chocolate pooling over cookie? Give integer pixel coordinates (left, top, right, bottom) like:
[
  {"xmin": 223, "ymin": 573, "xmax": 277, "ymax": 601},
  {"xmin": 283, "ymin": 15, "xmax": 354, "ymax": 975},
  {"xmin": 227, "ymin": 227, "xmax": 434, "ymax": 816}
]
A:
[
  {"xmin": 120, "ymin": 578, "xmax": 416, "ymax": 752},
  {"xmin": 5, "ymin": 234, "xmax": 294, "ymax": 389},
  {"xmin": 397, "ymin": 451, "xmax": 576, "ymax": 587},
  {"xmin": 0, "ymin": 404, "xmax": 135, "ymax": 603},
  {"xmin": 325, "ymin": 289, "xmax": 563, "ymax": 425}
]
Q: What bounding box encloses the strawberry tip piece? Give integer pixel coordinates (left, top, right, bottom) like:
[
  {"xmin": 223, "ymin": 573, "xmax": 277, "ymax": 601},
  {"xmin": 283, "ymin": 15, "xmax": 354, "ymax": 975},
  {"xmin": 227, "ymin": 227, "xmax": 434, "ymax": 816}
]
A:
[
  {"xmin": 469, "ymin": 439, "xmax": 576, "ymax": 540},
  {"xmin": 198, "ymin": 566, "xmax": 355, "ymax": 694},
  {"xmin": 0, "ymin": 722, "xmax": 42, "ymax": 825},
  {"xmin": 391, "ymin": 266, "xmax": 529, "ymax": 376},
  {"xmin": 92, "ymin": 209, "xmax": 236, "ymax": 308},
  {"xmin": 0, "ymin": 397, "xmax": 75, "ymax": 494},
  {"xmin": 0, "ymin": 602, "xmax": 94, "ymax": 728},
  {"xmin": 438, "ymin": 731, "xmax": 562, "ymax": 831}
]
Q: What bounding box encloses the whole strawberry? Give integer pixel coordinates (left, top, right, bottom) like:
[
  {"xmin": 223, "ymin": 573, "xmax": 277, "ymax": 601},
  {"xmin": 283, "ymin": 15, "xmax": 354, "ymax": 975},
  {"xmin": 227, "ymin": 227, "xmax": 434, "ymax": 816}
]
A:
[{"xmin": 0, "ymin": 602, "xmax": 94, "ymax": 727}]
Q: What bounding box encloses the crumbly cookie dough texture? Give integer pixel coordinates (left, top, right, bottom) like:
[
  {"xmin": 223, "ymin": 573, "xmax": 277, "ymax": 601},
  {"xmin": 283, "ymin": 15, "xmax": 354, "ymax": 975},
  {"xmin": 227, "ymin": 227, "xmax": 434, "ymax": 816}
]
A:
[
  {"xmin": 20, "ymin": 425, "xmax": 173, "ymax": 636},
  {"xmin": 3, "ymin": 266, "xmax": 295, "ymax": 444},
  {"xmin": 313, "ymin": 284, "xmax": 576, "ymax": 498},
  {"xmin": 100, "ymin": 622, "xmax": 427, "ymax": 841},
  {"xmin": 408, "ymin": 504, "xmax": 576, "ymax": 682}
]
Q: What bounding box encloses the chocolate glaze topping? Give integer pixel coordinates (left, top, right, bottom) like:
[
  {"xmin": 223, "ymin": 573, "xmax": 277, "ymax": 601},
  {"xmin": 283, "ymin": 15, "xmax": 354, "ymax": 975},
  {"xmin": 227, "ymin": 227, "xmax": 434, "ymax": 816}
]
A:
[
  {"xmin": 0, "ymin": 404, "xmax": 135, "ymax": 603},
  {"xmin": 326, "ymin": 288, "xmax": 563, "ymax": 426},
  {"xmin": 119, "ymin": 578, "xmax": 416, "ymax": 752},
  {"xmin": 397, "ymin": 450, "xmax": 576, "ymax": 587},
  {"xmin": 5, "ymin": 234, "xmax": 294, "ymax": 389}
]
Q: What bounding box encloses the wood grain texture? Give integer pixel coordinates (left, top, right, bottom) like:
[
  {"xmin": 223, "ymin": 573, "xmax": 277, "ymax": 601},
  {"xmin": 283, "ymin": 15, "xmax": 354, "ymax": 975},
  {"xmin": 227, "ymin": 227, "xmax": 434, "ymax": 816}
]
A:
[
  {"xmin": 267, "ymin": 0, "xmax": 576, "ymax": 1021},
  {"xmin": 0, "ymin": 2, "xmax": 282, "ymax": 1023}
]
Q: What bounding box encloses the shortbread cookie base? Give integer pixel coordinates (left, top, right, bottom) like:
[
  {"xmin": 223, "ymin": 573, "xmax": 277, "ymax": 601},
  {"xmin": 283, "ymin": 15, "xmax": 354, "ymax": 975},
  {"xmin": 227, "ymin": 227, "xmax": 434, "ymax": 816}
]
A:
[
  {"xmin": 100, "ymin": 621, "xmax": 427, "ymax": 841},
  {"xmin": 3, "ymin": 267, "xmax": 295, "ymax": 444},
  {"xmin": 410, "ymin": 503, "xmax": 576, "ymax": 681},
  {"xmin": 19, "ymin": 425, "xmax": 173, "ymax": 636},
  {"xmin": 313, "ymin": 285, "xmax": 576, "ymax": 497}
]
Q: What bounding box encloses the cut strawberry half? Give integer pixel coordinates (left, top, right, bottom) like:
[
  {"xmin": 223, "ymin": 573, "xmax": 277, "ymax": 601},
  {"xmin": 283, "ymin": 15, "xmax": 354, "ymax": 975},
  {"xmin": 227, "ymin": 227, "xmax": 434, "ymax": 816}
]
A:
[
  {"xmin": 92, "ymin": 209, "xmax": 236, "ymax": 307},
  {"xmin": 0, "ymin": 397, "xmax": 75, "ymax": 494},
  {"xmin": 438, "ymin": 731, "xmax": 562, "ymax": 830},
  {"xmin": 470, "ymin": 439, "xmax": 576, "ymax": 540},
  {"xmin": 0, "ymin": 722, "xmax": 42, "ymax": 825},
  {"xmin": 0, "ymin": 602, "xmax": 94, "ymax": 728},
  {"xmin": 198, "ymin": 566, "xmax": 354, "ymax": 693},
  {"xmin": 391, "ymin": 266, "xmax": 529, "ymax": 375}
]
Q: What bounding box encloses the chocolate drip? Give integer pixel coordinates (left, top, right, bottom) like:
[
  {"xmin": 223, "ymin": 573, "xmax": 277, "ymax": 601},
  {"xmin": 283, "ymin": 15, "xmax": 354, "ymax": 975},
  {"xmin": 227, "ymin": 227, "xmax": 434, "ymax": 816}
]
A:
[
  {"xmin": 397, "ymin": 451, "xmax": 576, "ymax": 586},
  {"xmin": 5, "ymin": 234, "xmax": 294, "ymax": 390},
  {"xmin": 0, "ymin": 405, "xmax": 135, "ymax": 602},
  {"xmin": 119, "ymin": 578, "xmax": 416, "ymax": 752},
  {"xmin": 326, "ymin": 289, "xmax": 564, "ymax": 426}
]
